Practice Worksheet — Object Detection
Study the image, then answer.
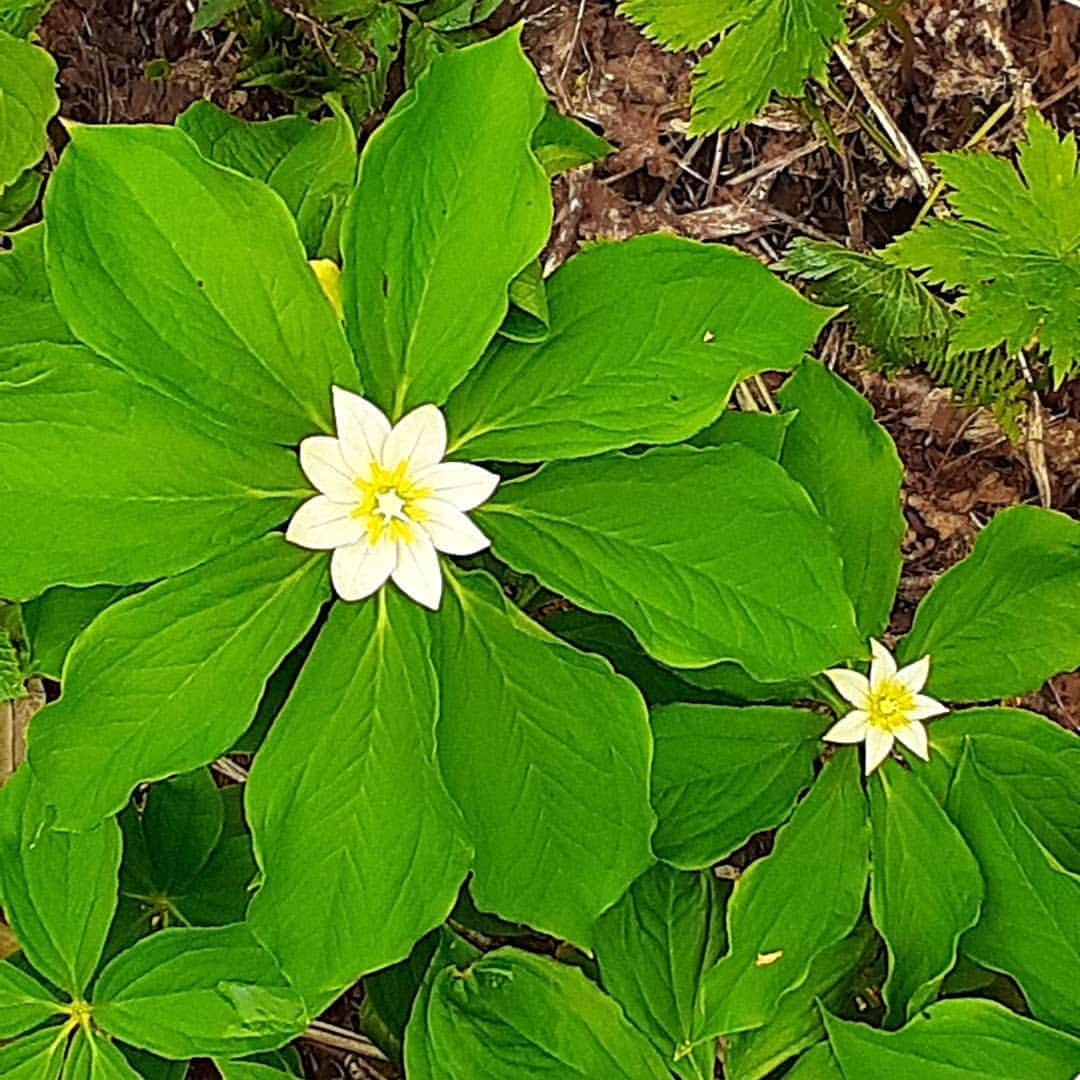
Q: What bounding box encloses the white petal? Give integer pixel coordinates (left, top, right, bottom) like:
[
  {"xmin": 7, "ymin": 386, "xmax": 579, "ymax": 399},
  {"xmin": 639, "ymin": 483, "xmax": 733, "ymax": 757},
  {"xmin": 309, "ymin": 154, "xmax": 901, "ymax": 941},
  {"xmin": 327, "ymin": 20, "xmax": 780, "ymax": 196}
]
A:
[
  {"xmin": 823, "ymin": 709, "xmax": 870, "ymax": 744},
  {"xmin": 332, "ymin": 387, "xmax": 391, "ymax": 476},
  {"xmin": 864, "ymin": 726, "xmax": 895, "ymax": 775},
  {"xmin": 383, "ymin": 404, "xmax": 447, "ymax": 472},
  {"xmin": 869, "ymin": 639, "xmax": 897, "ymax": 690},
  {"xmin": 391, "ymin": 532, "xmax": 442, "ymax": 610},
  {"xmin": 894, "ymin": 654, "xmax": 931, "ymax": 694},
  {"xmin": 414, "ymin": 461, "xmax": 499, "ymax": 511},
  {"xmin": 908, "ymin": 694, "xmax": 949, "ymax": 722},
  {"xmin": 298, "ymin": 436, "xmax": 358, "ymax": 502},
  {"xmin": 824, "ymin": 668, "xmax": 870, "ymax": 709},
  {"xmin": 285, "ymin": 495, "xmax": 364, "ymax": 551},
  {"xmin": 894, "ymin": 720, "xmax": 930, "ymax": 761},
  {"xmin": 331, "ymin": 537, "xmax": 395, "ymax": 602},
  {"xmin": 418, "ymin": 499, "xmax": 491, "ymax": 556}
]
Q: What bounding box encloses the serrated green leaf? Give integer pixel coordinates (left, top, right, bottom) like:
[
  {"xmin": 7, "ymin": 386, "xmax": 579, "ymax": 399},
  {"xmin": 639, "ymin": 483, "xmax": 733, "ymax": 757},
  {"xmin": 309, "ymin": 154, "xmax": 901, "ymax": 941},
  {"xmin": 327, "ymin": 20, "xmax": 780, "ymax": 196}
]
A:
[
  {"xmin": 20, "ymin": 586, "xmax": 128, "ymax": 682},
  {"xmin": 405, "ymin": 948, "xmax": 671, "ymax": 1078},
  {"xmin": 446, "ymin": 234, "xmax": 830, "ymax": 462},
  {"xmin": 0, "ymin": 342, "xmax": 308, "ymax": 600},
  {"xmin": 650, "ymin": 703, "xmax": 823, "ymax": 869},
  {"xmin": 618, "ymin": 0, "xmax": 729, "ymax": 49},
  {"xmin": 0, "ymin": 32, "xmax": 57, "ymax": 190},
  {"xmin": 93, "ymin": 925, "xmax": 307, "ymax": 1059},
  {"xmin": 824, "ymin": 999, "xmax": 1080, "ymax": 1079},
  {"xmin": 594, "ymin": 863, "xmax": 726, "ymax": 1078},
  {"xmin": 0, "ymin": 960, "xmax": 61, "ymax": 1037},
  {"xmin": 689, "ymin": 0, "xmax": 846, "ymax": 134},
  {"xmin": 432, "ymin": 569, "xmax": 654, "ymax": 949},
  {"xmin": 63, "ymin": 1030, "xmax": 142, "ymax": 1080},
  {"xmin": 891, "ymin": 111, "xmax": 1080, "ymax": 385},
  {"xmin": 28, "ymin": 538, "xmax": 327, "ymax": 828},
  {"xmin": 0, "ymin": 766, "xmax": 121, "ymax": 995},
  {"xmin": 897, "ymin": 505, "xmax": 1080, "ymax": 701},
  {"xmin": 44, "ymin": 124, "xmax": 355, "ymax": 443},
  {"xmin": 341, "ymin": 30, "xmax": 550, "ymax": 415},
  {"xmin": 530, "ymin": 103, "xmax": 612, "ymax": 176},
  {"xmin": 0, "ymin": 1025, "xmax": 68, "ymax": 1080},
  {"xmin": 480, "ymin": 445, "xmax": 862, "ymax": 679},
  {"xmin": 922, "ymin": 707, "xmax": 1080, "ymax": 870},
  {"xmin": 868, "ymin": 761, "xmax": 982, "ymax": 1025},
  {"xmin": 777, "ymin": 239, "xmax": 953, "ymax": 370},
  {"xmin": 246, "ymin": 589, "xmax": 471, "ymax": 1012},
  {"xmin": 945, "ymin": 742, "xmax": 1080, "ymax": 1033},
  {"xmin": 0, "ymin": 0, "xmax": 54, "ymax": 36},
  {"xmin": 339, "ymin": 3, "xmax": 403, "ymax": 120},
  {"xmin": 403, "ymin": 22, "xmax": 454, "ymax": 85},
  {"xmin": 698, "ymin": 750, "xmax": 869, "ymax": 1039},
  {"xmin": 176, "ymin": 99, "xmax": 357, "ymax": 259},
  {"xmin": 0, "ymin": 224, "xmax": 76, "ymax": 347},
  {"xmin": 778, "ymin": 360, "xmax": 904, "ymax": 638}
]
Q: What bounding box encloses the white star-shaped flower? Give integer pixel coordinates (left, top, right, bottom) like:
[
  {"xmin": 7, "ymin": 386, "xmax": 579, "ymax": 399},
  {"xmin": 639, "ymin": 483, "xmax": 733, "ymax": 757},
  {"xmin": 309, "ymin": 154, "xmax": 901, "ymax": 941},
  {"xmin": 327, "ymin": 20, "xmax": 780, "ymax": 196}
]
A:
[
  {"xmin": 822, "ymin": 639, "xmax": 949, "ymax": 775},
  {"xmin": 285, "ymin": 387, "xmax": 499, "ymax": 609}
]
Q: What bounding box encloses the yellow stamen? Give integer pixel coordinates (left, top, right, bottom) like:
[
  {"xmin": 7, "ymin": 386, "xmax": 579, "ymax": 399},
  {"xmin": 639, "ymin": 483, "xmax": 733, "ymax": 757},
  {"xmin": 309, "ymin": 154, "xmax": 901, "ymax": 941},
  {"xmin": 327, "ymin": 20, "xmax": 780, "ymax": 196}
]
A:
[
  {"xmin": 350, "ymin": 460, "xmax": 432, "ymax": 546},
  {"xmin": 866, "ymin": 681, "xmax": 915, "ymax": 733}
]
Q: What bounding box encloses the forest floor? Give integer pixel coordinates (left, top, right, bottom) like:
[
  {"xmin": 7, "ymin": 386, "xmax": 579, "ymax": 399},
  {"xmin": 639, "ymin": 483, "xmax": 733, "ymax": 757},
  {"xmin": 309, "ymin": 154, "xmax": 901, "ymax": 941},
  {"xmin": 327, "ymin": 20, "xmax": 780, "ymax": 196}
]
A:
[{"xmin": 29, "ymin": 0, "xmax": 1080, "ymax": 1073}]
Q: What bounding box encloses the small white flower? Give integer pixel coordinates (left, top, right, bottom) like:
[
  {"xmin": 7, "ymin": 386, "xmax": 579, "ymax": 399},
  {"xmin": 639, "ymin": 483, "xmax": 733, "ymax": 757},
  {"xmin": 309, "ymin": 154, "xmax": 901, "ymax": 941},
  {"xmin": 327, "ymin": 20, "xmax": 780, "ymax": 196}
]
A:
[
  {"xmin": 822, "ymin": 639, "xmax": 948, "ymax": 775},
  {"xmin": 285, "ymin": 387, "xmax": 499, "ymax": 610}
]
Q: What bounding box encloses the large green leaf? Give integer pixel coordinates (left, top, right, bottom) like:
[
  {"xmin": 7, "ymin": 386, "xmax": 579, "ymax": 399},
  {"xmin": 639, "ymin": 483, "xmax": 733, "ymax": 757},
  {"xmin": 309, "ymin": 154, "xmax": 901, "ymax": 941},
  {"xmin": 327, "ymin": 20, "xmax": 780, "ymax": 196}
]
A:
[
  {"xmin": 480, "ymin": 445, "xmax": 862, "ymax": 679},
  {"xmin": 0, "ymin": 342, "xmax": 306, "ymax": 599},
  {"xmin": 650, "ymin": 703, "xmax": 823, "ymax": 869},
  {"xmin": 0, "ymin": 225, "xmax": 76, "ymax": 347},
  {"xmin": 946, "ymin": 742, "xmax": 1080, "ymax": 1033},
  {"xmin": 0, "ymin": 961, "xmax": 61, "ymax": 1038},
  {"xmin": 0, "ymin": 32, "xmax": 57, "ymax": 191},
  {"xmin": 340, "ymin": 30, "xmax": 551, "ymax": 415},
  {"xmin": 246, "ymin": 590, "xmax": 471, "ymax": 1012},
  {"xmin": 0, "ymin": 1026, "xmax": 68, "ymax": 1080},
  {"xmin": 784, "ymin": 1043, "xmax": 843, "ymax": 1080},
  {"xmin": 594, "ymin": 863, "xmax": 725, "ymax": 1078},
  {"xmin": 176, "ymin": 100, "xmax": 357, "ymax": 259},
  {"xmin": 724, "ymin": 925, "xmax": 875, "ymax": 1080},
  {"xmin": 21, "ymin": 585, "xmax": 128, "ymax": 681},
  {"xmin": 444, "ymin": 235, "xmax": 829, "ymax": 462},
  {"xmin": 824, "ymin": 999, "xmax": 1080, "ymax": 1079},
  {"xmin": 898, "ymin": 506, "xmax": 1080, "ymax": 700},
  {"xmin": 868, "ymin": 761, "xmax": 982, "ymax": 1025},
  {"xmin": 28, "ymin": 538, "xmax": 327, "ymax": 828},
  {"xmin": 923, "ymin": 707, "xmax": 1080, "ymax": 870},
  {"xmin": 405, "ymin": 947, "xmax": 671, "ymax": 1078},
  {"xmin": 93, "ymin": 924, "xmax": 307, "ymax": 1059},
  {"xmin": 0, "ymin": 767, "xmax": 121, "ymax": 996},
  {"xmin": 777, "ymin": 360, "xmax": 904, "ymax": 637},
  {"xmin": 44, "ymin": 124, "xmax": 355, "ymax": 444},
  {"xmin": 430, "ymin": 569, "xmax": 654, "ymax": 948},
  {"xmin": 698, "ymin": 750, "xmax": 869, "ymax": 1039},
  {"xmin": 63, "ymin": 1030, "xmax": 142, "ymax": 1080}
]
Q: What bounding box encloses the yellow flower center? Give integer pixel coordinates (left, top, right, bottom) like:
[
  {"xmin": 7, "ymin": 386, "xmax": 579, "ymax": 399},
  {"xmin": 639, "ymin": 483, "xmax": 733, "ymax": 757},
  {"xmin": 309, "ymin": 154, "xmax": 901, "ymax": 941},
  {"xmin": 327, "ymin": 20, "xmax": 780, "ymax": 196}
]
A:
[
  {"xmin": 352, "ymin": 461, "xmax": 431, "ymax": 546},
  {"xmin": 866, "ymin": 681, "xmax": 915, "ymax": 733},
  {"xmin": 64, "ymin": 1000, "xmax": 93, "ymax": 1034}
]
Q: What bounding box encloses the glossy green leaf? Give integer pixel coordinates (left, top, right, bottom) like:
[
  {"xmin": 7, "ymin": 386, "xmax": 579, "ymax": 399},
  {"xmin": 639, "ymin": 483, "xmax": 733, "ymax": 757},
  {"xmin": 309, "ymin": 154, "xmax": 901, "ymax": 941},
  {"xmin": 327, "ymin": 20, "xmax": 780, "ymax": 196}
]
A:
[
  {"xmin": 0, "ymin": 342, "xmax": 307, "ymax": 599},
  {"xmin": 0, "ymin": 224, "xmax": 76, "ymax": 347},
  {"xmin": 500, "ymin": 258, "xmax": 548, "ymax": 342},
  {"xmin": 21, "ymin": 585, "xmax": 128, "ymax": 681},
  {"xmin": 432, "ymin": 569, "xmax": 654, "ymax": 948},
  {"xmin": 446, "ymin": 235, "xmax": 829, "ymax": 462},
  {"xmin": 778, "ymin": 360, "xmax": 904, "ymax": 637},
  {"xmin": 699, "ymin": 750, "xmax": 869, "ymax": 1039},
  {"xmin": 724, "ymin": 925, "xmax": 875, "ymax": 1080},
  {"xmin": 824, "ymin": 999, "xmax": 1080, "ymax": 1079},
  {"xmin": 531, "ymin": 103, "xmax": 613, "ymax": 176},
  {"xmin": 924, "ymin": 707, "xmax": 1080, "ymax": 870},
  {"xmin": 946, "ymin": 743, "xmax": 1080, "ymax": 1033},
  {"xmin": 784, "ymin": 1043, "xmax": 843, "ymax": 1080},
  {"xmin": 405, "ymin": 948, "xmax": 671, "ymax": 1078},
  {"xmin": 688, "ymin": 409, "xmax": 795, "ymax": 460},
  {"xmin": 93, "ymin": 925, "xmax": 307, "ymax": 1060},
  {"xmin": 481, "ymin": 445, "xmax": 862, "ymax": 679},
  {"xmin": 28, "ymin": 537, "xmax": 327, "ymax": 828},
  {"xmin": 176, "ymin": 100, "xmax": 357, "ymax": 259},
  {"xmin": 594, "ymin": 863, "xmax": 725, "ymax": 1078},
  {"xmin": 672, "ymin": 660, "xmax": 811, "ymax": 704},
  {"xmin": 247, "ymin": 590, "xmax": 471, "ymax": 1012},
  {"xmin": 0, "ymin": 960, "xmax": 61, "ymax": 1037},
  {"xmin": 44, "ymin": 124, "xmax": 355, "ymax": 444},
  {"xmin": 63, "ymin": 1031, "xmax": 142, "ymax": 1080},
  {"xmin": 869, "ymin": 761, "xmax": 982, "ymax": 1025},
  {"xmin": 360, "ymin": 931, "xmax": 442, "ymax": 1061},
  {"xmin": 340, "ymin": 30, "xmax": 550, "ymax": 414},
  {"xmin": 0, "ymin": 32, "xmax": 57, "ymax": 190},
  {"xmin": 898, "ymin": 506, "xmax": 1080, "ymax": 700},
  {"xmin": 0, "ymin": 1026, "xmax": 68, "ymax": 1080},
  {"xmin": 650, "ymin": 703, "xmax": 823, "ymax": 868},
  {"xmin": 213, "ymin": 1061, "xmax": 295, "ymax": 1080},
  {"xmin": 0, "ymin": 167, "xmax": 41, "ymax": 231},
  {"xmin": 0, "ymin": 767, "xmax": 121, "ymax": 995},
  {"xmin": 142, "ymin": 769, "xmax": 224, "ymax": 892}
]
